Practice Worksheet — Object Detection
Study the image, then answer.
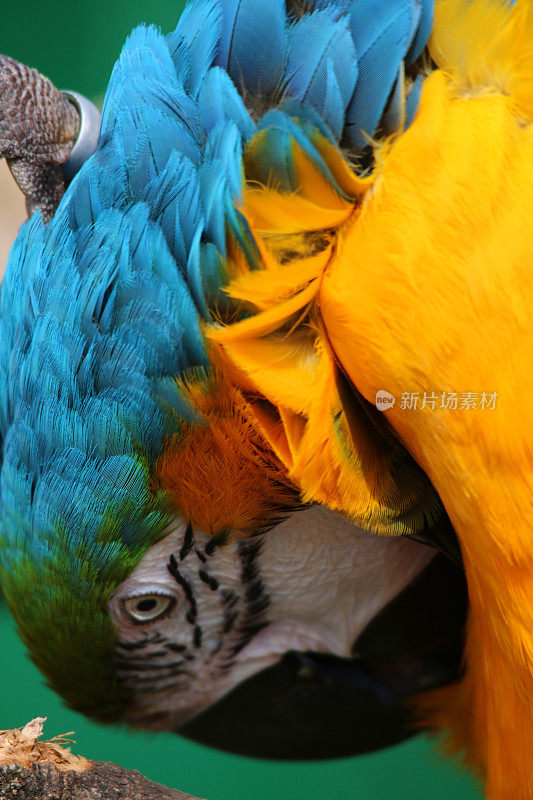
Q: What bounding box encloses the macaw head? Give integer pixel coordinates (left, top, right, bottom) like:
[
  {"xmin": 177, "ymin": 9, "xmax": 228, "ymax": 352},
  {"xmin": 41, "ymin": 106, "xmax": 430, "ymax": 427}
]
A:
[{"xmin": 0, "ymin": 0, "xmax": 467, "ymax": 759}]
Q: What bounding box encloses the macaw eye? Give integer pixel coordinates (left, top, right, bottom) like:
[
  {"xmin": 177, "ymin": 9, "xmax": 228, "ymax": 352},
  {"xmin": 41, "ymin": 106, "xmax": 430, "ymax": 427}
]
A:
[{"xmin": 123, "ymin": 594, "xmax": 174, "ymax": 623}]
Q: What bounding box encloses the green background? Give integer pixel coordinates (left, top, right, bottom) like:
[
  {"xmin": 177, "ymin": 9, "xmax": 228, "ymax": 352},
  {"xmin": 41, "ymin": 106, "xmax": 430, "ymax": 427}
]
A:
[{"xmin": 0, "ymin": 2, "xmax": 482, "ymax": 798}]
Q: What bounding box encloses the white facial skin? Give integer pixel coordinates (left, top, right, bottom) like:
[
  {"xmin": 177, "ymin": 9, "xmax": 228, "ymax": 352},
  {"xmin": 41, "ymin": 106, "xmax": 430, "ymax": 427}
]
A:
[{"xmin": 108, "ymin": 506, "xmax": 434, "ymax": 730}]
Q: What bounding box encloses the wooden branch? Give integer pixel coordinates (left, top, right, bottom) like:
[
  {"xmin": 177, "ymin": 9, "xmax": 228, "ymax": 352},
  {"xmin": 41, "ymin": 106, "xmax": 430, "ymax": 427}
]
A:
[
  {"xmin": 0, "ymin": 719, "xmax": 204, "ymax": 800},
  {"xmin": 0, "ymin": 761, "xmax": 202, "ymax": 799}
]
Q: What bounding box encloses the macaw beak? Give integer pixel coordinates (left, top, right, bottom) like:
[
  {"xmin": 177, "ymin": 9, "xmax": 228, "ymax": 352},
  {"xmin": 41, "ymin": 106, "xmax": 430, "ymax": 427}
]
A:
[{"xmin": 180, "ymin": 554, "xmax": 467, "ymax": 760}]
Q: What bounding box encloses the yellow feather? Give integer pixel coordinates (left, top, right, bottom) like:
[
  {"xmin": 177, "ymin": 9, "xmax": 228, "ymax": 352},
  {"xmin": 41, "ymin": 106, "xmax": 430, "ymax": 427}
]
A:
[
  {"xmin": 430, "ymin": 0, "xmax": 533, "ymax": 120},
  {"xmin": 291, "ymin": 139, "xmax": 352, "ymax": 210},
  {"xmin": 309, "ymin": 132, "xmax": 374, "ymax": 197},
  {"xmin": 209, "ymin": 278, "xmax": 319, "ymax": 343},
  {"xmin": 224, "ymin": 245, "xmax": 332, "ymax": 309},
  {"xmin": 320, "ymin": 4, "xmax": 533, "ymax": 791},
  {"xmin": 209, "ymin": 336, "xmax": 319, "ymax": 417},
  {"xmin": 241, "ymin": 187, "xmax": 353, "ymax": 234}
]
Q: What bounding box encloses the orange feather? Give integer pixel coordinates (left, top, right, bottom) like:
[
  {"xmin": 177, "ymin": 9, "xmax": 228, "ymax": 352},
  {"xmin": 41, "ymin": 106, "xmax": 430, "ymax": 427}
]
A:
[{"xmin": 154, "ymin": 373, "xmax": 301, "ymax": 535}]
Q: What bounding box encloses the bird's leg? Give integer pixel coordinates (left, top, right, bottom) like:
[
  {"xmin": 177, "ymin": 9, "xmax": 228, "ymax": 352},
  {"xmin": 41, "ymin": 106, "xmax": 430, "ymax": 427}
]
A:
[
  {"xmin": 0, "ymin": 54, "xmax": 80, "ymax": 221},
  {"xmin": 7, "ymin": 157, "xmax": 67, "ymax": 221}
]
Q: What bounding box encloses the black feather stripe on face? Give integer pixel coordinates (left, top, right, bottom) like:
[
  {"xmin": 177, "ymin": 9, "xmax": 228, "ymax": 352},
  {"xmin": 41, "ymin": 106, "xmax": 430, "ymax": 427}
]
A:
[
  {"xmin": 168, "ymin": 554, "xmax": 197, "ymax": 620},
  {"xmin": 179, "ymin": 523, "xmax": 194, "ymax": 561},
  {"xmin": 114, "ymin": 530, "xmax": 272, "ymax": 702},
  {"xmin": 220, "ymin": 539, "xmax": 271, "ymax": 668},
  {"xmin": 114, "ymin": 630, "xmax": 196, "ymax": 693}
]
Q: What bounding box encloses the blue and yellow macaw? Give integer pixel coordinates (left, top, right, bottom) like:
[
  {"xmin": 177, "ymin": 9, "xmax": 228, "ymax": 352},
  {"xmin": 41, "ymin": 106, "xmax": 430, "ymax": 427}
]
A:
[{"xmin": 0, "ymin": 0, "xmax": 532, "ymax": 796}]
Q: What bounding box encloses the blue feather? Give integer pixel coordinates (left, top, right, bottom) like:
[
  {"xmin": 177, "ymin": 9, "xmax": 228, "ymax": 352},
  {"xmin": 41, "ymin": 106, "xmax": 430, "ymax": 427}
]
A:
[
  {"xmin": 67, "ymin": 159, "xmax": 126, "ymax": 229},
  {"xmin": 277, "ymin": 97, "xmax": 337, "ymax": 144},
  {"xmin": 138, "ymin": 153, "xmax": 203, "ymax": 269},
  {"xmin": 198, "ymin": 66, "xmax": 255, "ymax": 138},
  {"xmin": 406, "ymin": 0, "xmax": 434, "ymax": 63},
  {"xmin": 245, "ymin": 123, "xmax": 298, "ymax": 192},
  {"xmin": 216, "ymin": 0, "xmax": 287, "ymax": 95},
  {"xmin": 250, "ymin": 110, "xmax": 348, "ymax": 198},
  {"xmin": 322, "ymin": 59, "xmax": 345, "ymax": 139},
  {"xmin": 290, "ymin": 0, "xmax": 351, "ymax": 9},
  {"xmin": 186, "ymin": 226, "xmax": 210, "ymax": 319},
  {"xmin": 198, "ymin": 242, "xmax": 229, "ymax": 308},
  {"xmin": 381, "ymin": 66, "xmax": 404, "ymax": 135},
  {"xmin": 204, "ymin": 121, "xmax": 244, "ymax": 199},
  {"xmin": 285, "ymin": 9, "xmax": 358, "ymax": 136},
  {"xmin": 345, "ymin": 0, "xmax": 422, "ymax": 150},
  {"xmin": 101, "ymin": 26, "xmax": 180, "ymax": 133},
  {"xmin": 166, "ymin": 0, "xmax": 223, "ymax": 96},
  {"xmin": 198, "ymin": 162, "xmax": 230, "ymax": 254},
  {"xmin": 405, "ymin": 74, "xmax": 424, "ymax": 126}
]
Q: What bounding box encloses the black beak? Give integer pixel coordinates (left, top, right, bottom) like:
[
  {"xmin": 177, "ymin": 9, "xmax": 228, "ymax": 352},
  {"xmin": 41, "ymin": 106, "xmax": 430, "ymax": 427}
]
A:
[{"xmin": 180, "ymin": 554, "xmax": 467, "ymax": 760}]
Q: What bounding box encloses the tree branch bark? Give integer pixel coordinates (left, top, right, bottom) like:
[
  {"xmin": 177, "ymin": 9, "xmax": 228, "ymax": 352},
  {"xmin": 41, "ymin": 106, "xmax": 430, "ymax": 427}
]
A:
[
  {"xmin": 0, "ymin": 760, "xmax": 202, "ymax": 799},
  {"xmin": 0, "ymin": 719, "xmax": 204, "ymax": 800}
]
